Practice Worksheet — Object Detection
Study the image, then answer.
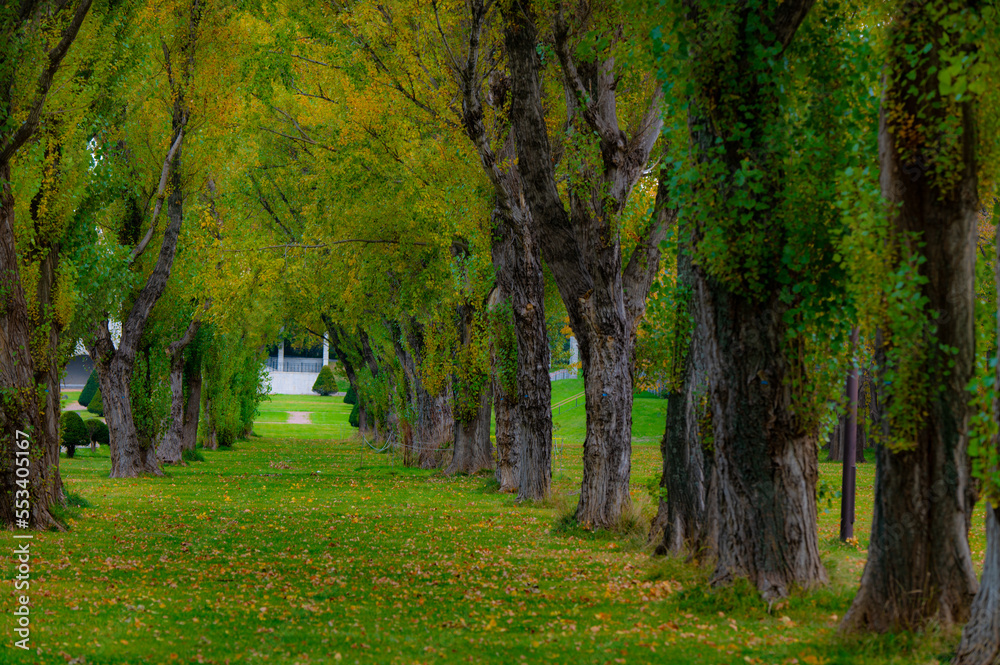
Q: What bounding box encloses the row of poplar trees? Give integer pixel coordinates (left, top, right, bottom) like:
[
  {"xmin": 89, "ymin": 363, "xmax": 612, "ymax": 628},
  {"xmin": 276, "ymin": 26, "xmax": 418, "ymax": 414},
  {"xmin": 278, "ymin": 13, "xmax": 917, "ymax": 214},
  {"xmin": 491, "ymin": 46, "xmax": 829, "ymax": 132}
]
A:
[{"xmin": 7, "ymin": 0, "xmax": 1000, "ymax": 658}]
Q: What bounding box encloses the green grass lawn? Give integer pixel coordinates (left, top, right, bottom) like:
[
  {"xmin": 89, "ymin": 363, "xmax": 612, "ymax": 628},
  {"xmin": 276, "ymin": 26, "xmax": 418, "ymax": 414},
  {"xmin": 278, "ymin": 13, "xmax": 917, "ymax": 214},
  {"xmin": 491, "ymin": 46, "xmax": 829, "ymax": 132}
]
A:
[
  {"xmin": 22, "ymin": 382, "xmax": 984, "ymax": 664},
  {"xmin": 8, "ymin": 436, "xmax": 987, "ymax": 664}
]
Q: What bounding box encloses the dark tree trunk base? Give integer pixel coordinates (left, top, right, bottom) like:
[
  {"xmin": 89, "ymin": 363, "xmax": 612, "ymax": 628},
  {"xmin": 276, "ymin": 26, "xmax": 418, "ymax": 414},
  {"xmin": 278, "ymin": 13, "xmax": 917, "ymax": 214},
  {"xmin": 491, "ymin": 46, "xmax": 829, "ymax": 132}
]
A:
[
  {"xmin": 698, "ymin": 274, "xmax": 827, "ymax": 600},
  {"xmin": 841, "ymin": 441, "xmax": 977, "ymax": 633},
  {"xmin": 447, "ymin": 387, "xmax": 493, "ymax": 476}
]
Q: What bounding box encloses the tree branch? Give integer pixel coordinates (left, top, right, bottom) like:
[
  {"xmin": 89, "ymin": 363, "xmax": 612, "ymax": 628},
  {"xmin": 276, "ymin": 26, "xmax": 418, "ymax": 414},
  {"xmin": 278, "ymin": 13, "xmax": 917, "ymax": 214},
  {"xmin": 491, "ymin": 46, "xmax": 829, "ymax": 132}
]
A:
[
  {"xmin": 551, "ymin": 11, "xmax": 623, "ymax": 156},
  {"xmin": 130, "ymin": 128, "xmax": 184, "ymax": 263},
  {"xmin": 431, "ymin": 0, "xmax": 462, "ymax": 76},
  {"xmin": 622, "ymin": 165, "xmax": 675, "ymax": 328},
  {"xmin": 0, "ymin": 0, "xmax": 93, "ymax": 165},
  {"xmin": 167, "ymin": 299, "xmax": 211, "ymax": 359}
]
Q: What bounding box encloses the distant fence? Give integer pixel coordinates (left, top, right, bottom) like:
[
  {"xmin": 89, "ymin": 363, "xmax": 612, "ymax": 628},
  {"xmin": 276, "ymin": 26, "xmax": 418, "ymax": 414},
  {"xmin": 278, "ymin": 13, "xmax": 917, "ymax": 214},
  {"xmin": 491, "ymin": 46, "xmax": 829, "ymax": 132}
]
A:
[
  {"xmin": 549, "ymin": 368, "xmax": 578, "ymax": 381},
  {"xmin": 266, "ymin": 358, "xmax": 323, "ymax": 373}
]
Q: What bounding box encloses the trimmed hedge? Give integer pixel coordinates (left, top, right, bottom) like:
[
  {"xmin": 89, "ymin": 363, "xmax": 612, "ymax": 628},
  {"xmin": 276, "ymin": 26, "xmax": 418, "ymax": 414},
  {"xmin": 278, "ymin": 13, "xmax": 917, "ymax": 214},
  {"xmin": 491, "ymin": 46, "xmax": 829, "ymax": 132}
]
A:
[
  {"xmin": 87, "ymin": 389, "xmax": 104, "ymax": 417},
  {"xmin": 348, "ymin": 401, "xmax": 360, "ymax": 428},
  {"xmin": 85, "ymin": 419, "xmax": 110, "ymax": 445},
  {"xmin": 78, "ymin": 370, "xmax": 99, "ymax": 407},
  {"xmin": 312, "ymin": 365, "xmax": 339, "ymax": 396},
  {"xmin": 344, "ymin": 385, "xmax": 357, "ymax": 405},
  {"xmin": 60, "ymin": 411, "xmax": 88, "ymax": 458}
]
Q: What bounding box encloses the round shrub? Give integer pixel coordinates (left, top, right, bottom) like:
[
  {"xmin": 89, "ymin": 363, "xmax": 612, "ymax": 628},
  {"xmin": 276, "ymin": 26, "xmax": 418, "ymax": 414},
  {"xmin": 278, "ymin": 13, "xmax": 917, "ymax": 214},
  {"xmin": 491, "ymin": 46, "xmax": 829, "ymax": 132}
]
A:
[
  {"xmin": 344, "ymin": 385, "xmax": 357, "ymax": 405},
  {"xmin": 87, "ymin": 389, "xmax": 104, "ymax": 417},
  {"xmin": 60, "ymin": 411, "xmax": 88, "ymax": 458},
  {"xmin": 312, "ymin": 365, "xmax": 339, "ymax": 396},
  {"xmin": 349, "ymin": 401, "xmax": 360, "ymax": 428},
  {"xmin": 78, "ymin": 370, "xmax": 99, "ymax": 407},
  {"xmin": 85, "ymin": 419, "xmax": 110, "ymax": 445}
]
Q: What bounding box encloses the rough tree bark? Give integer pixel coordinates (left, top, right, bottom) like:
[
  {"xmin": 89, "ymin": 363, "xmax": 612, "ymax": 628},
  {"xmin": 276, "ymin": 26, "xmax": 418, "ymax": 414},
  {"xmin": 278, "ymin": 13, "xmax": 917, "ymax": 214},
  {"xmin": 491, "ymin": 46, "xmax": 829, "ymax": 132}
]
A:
[
  {"xmin": 0, "ymin": 0, "xmax": 93, "ymax": 528},
  {"xmin": 450, "ymin": 0, "xmax": 552, "ymax": 500},
  {"xmin": 504, "ymin": 1, "xmax": 669, "ymax": 525},
  {"xmin": 955, "ymin": 506, "xmax": 1000, "ymax": 665},
  {"xmin": 841, "ymin": 1, "xmax": 979, "ymax": 631},
  {"xmin": 446, "ymin": 267, "xmax": 494, "ymax": 476},
  {"xmin": 447, "ymin": 384, "xmax": 493, "ymax": 476},
  {"xmin": 0, "ymin": 161, "xmax": 55, "ymax": 528},
  {"xmin": 953, "ymin": 155, "xmax": 1000, "ymax": 663},
  {"xmin": 392, "ymin": 318, "xmax": 453, "ymax": 469},
  {"xmin": 488, "ymin": 284, "xmax": 520, "ymax": 493},
  {"xmin": 654, "ymin": 244, "xmax": 717, "ymax": 559},
  {"xmin": 157, "ymin": 312, "xmax": 204, "ymax": 464},
  {"xmin": 674, "ymin": 0, "xmax": 827, "ymax": 600}
]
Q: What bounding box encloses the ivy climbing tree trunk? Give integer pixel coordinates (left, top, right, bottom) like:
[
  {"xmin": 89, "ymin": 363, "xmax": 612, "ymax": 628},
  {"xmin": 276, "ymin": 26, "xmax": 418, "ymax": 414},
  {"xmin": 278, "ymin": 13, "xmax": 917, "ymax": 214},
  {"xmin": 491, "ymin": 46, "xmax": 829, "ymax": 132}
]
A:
[
  {"xmin": 671, "ymin": 0, "xmax": 828, "ymax": 600},
  {"xmin": 488, "ymin": 281, "xmax": 520, "ymax": 494},
  {"xmin": 446, "ymin": 287, "xmax": 494, "ymax": 476},
  {"xmin": 0, "ymin": 160, "xmax": 55, "ymax": 528},
  {"xmin": 503, "ymin": 0, "xmax": 669, "ymax": 526},
  {"xmin": 841, "ymin": 0, "xmax": 980, "ymax": 632},
  {"xmin": 32, "ymin": 245, "xmax": 65, "ymax": 517},
  {"xmin": 26, "ymin": 124, "xmax": 71, "ymax": 523},
  {"xmin": 392, "ymin": 317, "xmax": 452, "ymax": 469},
  {"xmin": 0, "ymin": 0, "xmax": 93, "ymax": 528}
]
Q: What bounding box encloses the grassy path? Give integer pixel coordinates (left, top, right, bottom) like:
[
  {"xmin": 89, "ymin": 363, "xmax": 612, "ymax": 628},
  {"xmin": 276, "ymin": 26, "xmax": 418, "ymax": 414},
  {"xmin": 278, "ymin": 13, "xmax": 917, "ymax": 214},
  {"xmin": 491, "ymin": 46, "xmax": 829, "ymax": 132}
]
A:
[
  {"xmin": 4, "ymin": 383, "xmax": 985, "ymax": 663},
  {"xmin": 3, "ymin": 429, "xmax": 986, "ymax": 664}
]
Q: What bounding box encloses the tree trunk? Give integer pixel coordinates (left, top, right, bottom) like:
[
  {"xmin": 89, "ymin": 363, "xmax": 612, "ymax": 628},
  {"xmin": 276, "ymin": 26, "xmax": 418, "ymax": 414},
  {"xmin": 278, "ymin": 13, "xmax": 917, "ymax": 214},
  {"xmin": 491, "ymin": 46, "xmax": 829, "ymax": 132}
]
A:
[
  {"xmin": 489, "ymin": 285, "xmax": 520, "ymax": 493},
  {"xmin": 656, "ymin": 247, "xmax": 718, "ymax": 558},
  {"xmin": 159, "ymin": 356, "xmax": 186, "ymax": 465},
  {"xmin": 694, "ymin": 269, "xmax": 827, "ymax": 599},
  {"xmin": 827, "ymin": 418, "xmax": 844, "ymax": 461},
  {"xmin": 954, "ymin": 506, "xmax": 1000, "ymax": 665},
  {"xmin": 93, "ymin": 336, "xmax": 162, "ymax": 477},
  {"xmin": 0, "ymin": 161, "xmax": 60, "ymax": 529},
  {"xmin": 503, "ymin": 3, "xmax": 668, "ymax": 524},
  {"xmin": 1, "ymin": 0, "xmax": 95, "ymax": 525},
  {"xmin": 326, "ymin": 321, "xmax": 373, "ymax": 436},
  {"xmin": 202, "ymin": 397, "xmax": 218, "ymax": 451},
  {"xmin": 449, "ymin": 3, "xmax": 553, "ymax": 501},
  {"xmin": 842, "ymin": 4, "xmax": 979, "ymax": 629},
  {"xmin": 494, "ymin": 213, "xmax": 552, "ymax": 502},
  {"xmin": 359, "ymin": 329, "xmax": 383, "ymax": 439},
  {"xmin": 493, "ymin": 375, "xmax": 519, "ymax": 492},
  {"xmin": 572, "ymin": 319, "xmax": 635, "ymax": 527},
  {"xmin": 181, "ymin": 357, "xmax": 202, "ymax": 452},
  {"xmin": 87, "ymin": 3, "xmax": 199, "ymax": 478},
  {"xmin": 447, "ymin": 288, "xmax": 494, "ymax": 476},
  {"xmin": 32, "ymin": 244, "xmax": 65, "ymax": 517},
  {"xmin": 159, "ymin": 316, "xmax": 202, "ymax": 464},
  {"xmin": 392, "ymin": 318, "xmax": 452, "ymax": 469},
  {"xmin": 447, "ymin": 383, "xmax": 493, "ymax": 476},
  {"xmin": 671, "ymin": 0, "xmax": 825, "ymax": 598}
]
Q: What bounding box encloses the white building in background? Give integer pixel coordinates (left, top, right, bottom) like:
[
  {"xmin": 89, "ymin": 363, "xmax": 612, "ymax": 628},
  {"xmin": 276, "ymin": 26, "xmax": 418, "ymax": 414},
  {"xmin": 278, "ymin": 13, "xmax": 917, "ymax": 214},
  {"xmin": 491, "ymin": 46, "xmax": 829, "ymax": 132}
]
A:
[{"xmin": 267, "ymin": 334, "xmax": 333, "ymax": 395}]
